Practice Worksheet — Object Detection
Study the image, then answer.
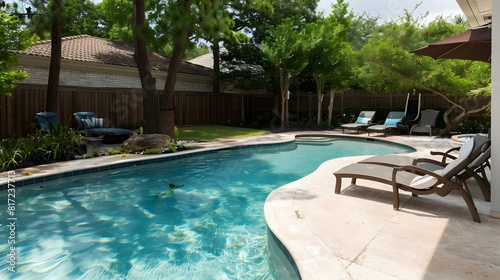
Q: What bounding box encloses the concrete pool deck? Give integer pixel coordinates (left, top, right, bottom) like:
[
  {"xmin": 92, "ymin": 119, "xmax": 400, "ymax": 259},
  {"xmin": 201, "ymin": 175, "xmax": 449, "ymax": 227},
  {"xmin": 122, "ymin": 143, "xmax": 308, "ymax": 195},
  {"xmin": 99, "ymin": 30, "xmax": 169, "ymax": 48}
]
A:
[{"xmin": 1, "ymin": 131, "xmax": 498, "ymax": 279}]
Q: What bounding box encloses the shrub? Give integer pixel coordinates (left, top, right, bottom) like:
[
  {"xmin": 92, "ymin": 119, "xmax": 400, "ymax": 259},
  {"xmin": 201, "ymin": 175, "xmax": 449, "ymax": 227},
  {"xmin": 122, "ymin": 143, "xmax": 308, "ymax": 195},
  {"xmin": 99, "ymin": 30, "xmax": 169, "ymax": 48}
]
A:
[
  {"xmin": 143, "ymin": 147, "xmax": 163, "ymax": 154},
  {"xmin": 107, "ymin": 147, "xmax": 124, "ymax": 155},
  {"xmin": 456, "ymin": 117, "xmax": 487, "ymax": 134},
  {"xmin": 0, "ymin": 126, "xmax": 84, "ymax": 172}
]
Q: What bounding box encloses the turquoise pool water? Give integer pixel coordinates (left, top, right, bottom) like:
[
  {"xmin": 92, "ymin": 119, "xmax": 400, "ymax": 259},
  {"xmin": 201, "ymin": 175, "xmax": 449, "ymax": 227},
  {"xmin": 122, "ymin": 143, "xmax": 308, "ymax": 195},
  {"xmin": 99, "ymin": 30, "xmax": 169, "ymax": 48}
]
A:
[{"xmin": 0, "ymin": 137, "xmax": 413, "ymax": 279}]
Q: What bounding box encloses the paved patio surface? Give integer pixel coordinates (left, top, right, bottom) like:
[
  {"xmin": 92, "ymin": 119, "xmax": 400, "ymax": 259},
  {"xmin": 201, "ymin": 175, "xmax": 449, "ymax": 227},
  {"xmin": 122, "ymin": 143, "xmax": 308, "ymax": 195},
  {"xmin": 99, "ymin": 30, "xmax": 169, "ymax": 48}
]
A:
[{"xmin": 1, "ymin": 130, "xmax": 497, "ymax": 279}]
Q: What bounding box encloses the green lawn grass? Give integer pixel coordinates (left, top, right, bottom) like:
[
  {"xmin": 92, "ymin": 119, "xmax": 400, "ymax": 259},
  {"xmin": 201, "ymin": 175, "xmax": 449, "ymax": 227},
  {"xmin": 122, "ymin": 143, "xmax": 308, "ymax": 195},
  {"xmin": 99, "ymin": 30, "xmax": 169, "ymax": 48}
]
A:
[{"xmin": 178, "ymin": 125, "xmax": 270, "ymax": 142}]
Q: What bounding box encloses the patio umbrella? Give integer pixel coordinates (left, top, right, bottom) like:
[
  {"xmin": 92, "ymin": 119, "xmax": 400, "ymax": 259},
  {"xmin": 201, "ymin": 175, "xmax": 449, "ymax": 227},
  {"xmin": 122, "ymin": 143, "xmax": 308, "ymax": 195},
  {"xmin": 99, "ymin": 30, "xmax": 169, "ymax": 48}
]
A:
[{"xmin": 411, "ymin": 24, "xmax": 491, "ymax": 62}]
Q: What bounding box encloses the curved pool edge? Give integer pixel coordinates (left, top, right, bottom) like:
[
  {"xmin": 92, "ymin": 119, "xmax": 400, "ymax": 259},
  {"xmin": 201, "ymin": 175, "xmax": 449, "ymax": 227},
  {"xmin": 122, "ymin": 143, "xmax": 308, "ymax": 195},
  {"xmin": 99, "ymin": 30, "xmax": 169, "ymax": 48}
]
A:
[
  {"xmin": 0, "ymin": 131, "xmax": 453, "ymax": 279},
  {"xmin": 0, "ymin": 132, "xmax": 297, "ymax": 189},
  {"xmin": 264, "ymin": 134, "xmax": 451, "ymax": 279}
]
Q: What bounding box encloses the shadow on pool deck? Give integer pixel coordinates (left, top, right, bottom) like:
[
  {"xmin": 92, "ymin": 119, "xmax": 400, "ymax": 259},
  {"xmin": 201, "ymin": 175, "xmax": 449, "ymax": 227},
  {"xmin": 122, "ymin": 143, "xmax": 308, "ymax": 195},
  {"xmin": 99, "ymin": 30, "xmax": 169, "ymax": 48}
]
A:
[
  {"xmin": 1, "ymin": 130, "xmax": 498, "ymax": 279},
  {"xmin": 263, "ymin": 133, "xmax": 499, "ymax": 280}
]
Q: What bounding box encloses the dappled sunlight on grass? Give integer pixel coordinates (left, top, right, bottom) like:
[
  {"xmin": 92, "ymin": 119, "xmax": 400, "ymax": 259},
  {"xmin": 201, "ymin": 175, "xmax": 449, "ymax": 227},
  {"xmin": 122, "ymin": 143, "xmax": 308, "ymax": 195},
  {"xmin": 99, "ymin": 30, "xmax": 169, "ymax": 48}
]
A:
[{"xmin": 177, "ymin": 125, "xmax": 270, "ymax": 141}]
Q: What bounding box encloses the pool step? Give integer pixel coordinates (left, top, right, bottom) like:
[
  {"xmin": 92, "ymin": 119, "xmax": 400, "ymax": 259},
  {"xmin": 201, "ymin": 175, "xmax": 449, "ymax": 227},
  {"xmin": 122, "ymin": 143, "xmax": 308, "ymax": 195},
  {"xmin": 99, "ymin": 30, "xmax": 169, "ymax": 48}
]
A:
[{"xmin": 295, "ymin": 137, "xmax": 337, "ymax": 145}]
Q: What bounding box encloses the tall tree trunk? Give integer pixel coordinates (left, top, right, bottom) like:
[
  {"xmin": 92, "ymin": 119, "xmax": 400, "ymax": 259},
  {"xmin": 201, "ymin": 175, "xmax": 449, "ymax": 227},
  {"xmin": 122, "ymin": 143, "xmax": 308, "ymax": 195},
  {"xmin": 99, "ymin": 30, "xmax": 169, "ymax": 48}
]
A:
[
  {"xmin": 212, "ymin": 39, "xmax": 220, "ymax": 94},
  {"xmin": 132, "ymin": 0, "xmax": 158, "ymax": 134},
  {"xmin": 327, "ymin": 89, "xmax": 335, "ymax": 127},
  {"xmin": 316, "ymin": 92, "xmax": 323, "ymax": 126},
  {"xmin": 158, "ymin": 0, "xmax": 192, "ymax": 136},
  {"xmin": 46, "ymin": 0, "xmax": 62, "ymax": 113},
  {"xmin": 279, "ymin": 69, "xmax": 289, "ymax": 129},
  {"xmin": 315, "ymin": 78, "xmax": 324, "ymax": 126}
]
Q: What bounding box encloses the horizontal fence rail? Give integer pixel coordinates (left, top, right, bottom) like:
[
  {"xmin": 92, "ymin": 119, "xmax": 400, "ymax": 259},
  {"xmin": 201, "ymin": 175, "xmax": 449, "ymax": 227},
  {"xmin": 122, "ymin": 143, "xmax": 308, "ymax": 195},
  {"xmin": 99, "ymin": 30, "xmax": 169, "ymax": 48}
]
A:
[{"xmin": 0, "ymin": 85, "xmax": 490, "ymax": 138}]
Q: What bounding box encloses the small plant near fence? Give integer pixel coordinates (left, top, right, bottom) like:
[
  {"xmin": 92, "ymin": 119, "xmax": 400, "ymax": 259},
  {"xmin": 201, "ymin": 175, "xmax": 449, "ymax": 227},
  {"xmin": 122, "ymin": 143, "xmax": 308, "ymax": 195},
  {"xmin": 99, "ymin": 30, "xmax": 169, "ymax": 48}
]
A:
[{"xmin": 0, "ymin": 126, "xmax": 85, "ymax": 172}]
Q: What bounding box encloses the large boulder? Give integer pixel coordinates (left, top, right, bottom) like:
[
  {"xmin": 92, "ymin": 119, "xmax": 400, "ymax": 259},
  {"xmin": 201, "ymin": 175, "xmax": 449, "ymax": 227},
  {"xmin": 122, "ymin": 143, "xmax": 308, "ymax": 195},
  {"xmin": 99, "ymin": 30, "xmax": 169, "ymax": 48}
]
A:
[{"xmin": 122, "ymin": 134, "xmax": 171, "ymax": 153}]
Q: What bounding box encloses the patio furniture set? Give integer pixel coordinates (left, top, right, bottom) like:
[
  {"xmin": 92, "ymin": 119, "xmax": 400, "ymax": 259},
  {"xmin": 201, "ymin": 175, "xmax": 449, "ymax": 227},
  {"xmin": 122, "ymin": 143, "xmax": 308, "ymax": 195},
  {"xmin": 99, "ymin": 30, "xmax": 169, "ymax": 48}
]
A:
[{"xmin": 340, "ymin": 109, "xmax": 440, "ymax": 137}]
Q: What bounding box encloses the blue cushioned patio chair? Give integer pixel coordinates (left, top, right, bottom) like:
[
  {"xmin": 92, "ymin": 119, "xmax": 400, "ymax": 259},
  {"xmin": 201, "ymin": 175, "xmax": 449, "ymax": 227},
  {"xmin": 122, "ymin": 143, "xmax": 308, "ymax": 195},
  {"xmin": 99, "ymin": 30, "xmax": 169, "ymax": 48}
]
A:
[
  {"xmin": 366, "ymin": 111, "xmax": 405, "ymax": 137},
  {"xmin": 73, "ymin": 112, "xmax": 133, "ymax": 144},
  {"xmin": 340, "ymin": 111, "xmax": 376, "ymax": 134},
  {"xmin": 35, "ymin": 112, "xmax": 61, "ymax": 131}
]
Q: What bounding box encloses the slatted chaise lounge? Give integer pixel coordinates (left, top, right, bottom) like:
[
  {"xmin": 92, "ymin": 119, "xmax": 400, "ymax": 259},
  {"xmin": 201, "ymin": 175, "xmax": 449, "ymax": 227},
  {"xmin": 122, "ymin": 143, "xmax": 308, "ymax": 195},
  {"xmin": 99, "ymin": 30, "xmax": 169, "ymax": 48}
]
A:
[
  {"xmin": 409, "ymin": 110, "xmax": 440, "ymax": 136},
  {"xmin": 333, "ymin": 135, "xmax": 489, "ymax": 222},
  {"xmin": 340, "ymin": 111, "xmax": 376, "ymax": 134},
  {"xmin": 358, "ymin": 134, "xmax": 491, "ymax": 201},
  {"xmin": 366, "ymin": 111, "xmax": 405, "ymax": 137}
]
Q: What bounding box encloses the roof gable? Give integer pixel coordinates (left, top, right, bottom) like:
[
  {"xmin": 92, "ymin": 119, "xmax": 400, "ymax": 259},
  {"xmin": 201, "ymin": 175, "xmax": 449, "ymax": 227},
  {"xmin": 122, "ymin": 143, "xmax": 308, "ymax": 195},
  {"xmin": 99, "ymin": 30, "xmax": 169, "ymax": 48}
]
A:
[{"xmin": 25, "ymin": 35, "xmax": 212, "ymax": 77}]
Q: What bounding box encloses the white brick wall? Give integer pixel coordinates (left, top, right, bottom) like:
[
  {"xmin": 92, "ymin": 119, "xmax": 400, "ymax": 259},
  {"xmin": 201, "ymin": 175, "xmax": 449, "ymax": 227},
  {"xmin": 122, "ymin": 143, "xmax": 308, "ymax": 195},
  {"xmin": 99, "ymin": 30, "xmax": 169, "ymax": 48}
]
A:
[{"xmin": 18, "ymin": 66, "xmax": 212, "ymax": 92}]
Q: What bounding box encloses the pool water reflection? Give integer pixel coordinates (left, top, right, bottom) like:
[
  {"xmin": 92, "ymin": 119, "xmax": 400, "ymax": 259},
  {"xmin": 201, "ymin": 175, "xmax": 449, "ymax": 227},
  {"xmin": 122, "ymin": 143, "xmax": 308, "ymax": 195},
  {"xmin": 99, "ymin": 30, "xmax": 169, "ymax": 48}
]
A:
[{"xmin": 0, "ymin": 137, "xmax": 414, "ymax": 279}]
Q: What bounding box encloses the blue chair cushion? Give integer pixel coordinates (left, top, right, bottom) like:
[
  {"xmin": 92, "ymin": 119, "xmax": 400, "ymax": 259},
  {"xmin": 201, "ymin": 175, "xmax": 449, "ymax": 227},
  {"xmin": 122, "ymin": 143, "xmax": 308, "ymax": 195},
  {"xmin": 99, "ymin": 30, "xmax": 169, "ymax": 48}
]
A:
[
  {"xmin": 356, "ymin": 117, "xmax": 371, "ymax": 124},
  {"xmin": 384, "ymin": 118, "xmax": 400, "ymax": 126}
]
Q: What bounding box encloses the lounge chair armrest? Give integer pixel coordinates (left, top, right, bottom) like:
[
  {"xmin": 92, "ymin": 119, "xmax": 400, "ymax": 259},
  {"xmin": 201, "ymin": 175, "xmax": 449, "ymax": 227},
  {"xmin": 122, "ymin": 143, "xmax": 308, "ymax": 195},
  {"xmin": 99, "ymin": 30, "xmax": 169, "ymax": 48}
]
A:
[
  {"xmin": 412, "ymin": 158, "xmax": 446, "ymax": 167},
  {"xmin": 430, "ymin": 148, "xmax": 459, "ymax": 163},
  {"xmin": 431, "ymin": 146, "xmax": 460, "ymax": 155}
]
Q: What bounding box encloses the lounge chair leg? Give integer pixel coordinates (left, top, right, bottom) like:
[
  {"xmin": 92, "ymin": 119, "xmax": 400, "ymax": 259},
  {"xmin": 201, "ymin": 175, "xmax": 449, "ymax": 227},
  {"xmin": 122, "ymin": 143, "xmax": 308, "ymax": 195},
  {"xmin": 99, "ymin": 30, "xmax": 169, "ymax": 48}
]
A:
[
  {"xmin": 454, "ymin": 181, "xmax": 481, "ymax": 223},
  {"xmin": 335, "ymin": 176, "xmax": 342, "ymax": 194},
  {"xmin": 393, "ymin": 186, "xmax": 400, "ymax": 210},
  {"xmin": 458, "ymin": 189, "xmax": 481, "ymax": 223},
  {"xmin": 473, "ymin": 173, "xmax": 491, "ymax": 201}
]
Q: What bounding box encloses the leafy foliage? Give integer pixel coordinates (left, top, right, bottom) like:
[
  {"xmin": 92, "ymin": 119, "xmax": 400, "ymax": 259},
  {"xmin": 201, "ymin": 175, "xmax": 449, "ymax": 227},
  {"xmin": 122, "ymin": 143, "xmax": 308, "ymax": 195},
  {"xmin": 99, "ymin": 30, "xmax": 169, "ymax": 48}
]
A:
[
  {"xmin": 0, "ymin": 127, "xmax": 84, "ymax": 172},
  {"xmin": 355, "ymin": 13, "xmax": 490, "ymax": 135},
  {"xmin": 261, "ymin": 18, "xmax": 312, "ymax": 128},
  {"xmin": 0, "ymin": 11, "xmax": 33, "ymax": 96},
  {"xmin": 24, "ymin": 0, "xmax": 104, "ymax": 39}
]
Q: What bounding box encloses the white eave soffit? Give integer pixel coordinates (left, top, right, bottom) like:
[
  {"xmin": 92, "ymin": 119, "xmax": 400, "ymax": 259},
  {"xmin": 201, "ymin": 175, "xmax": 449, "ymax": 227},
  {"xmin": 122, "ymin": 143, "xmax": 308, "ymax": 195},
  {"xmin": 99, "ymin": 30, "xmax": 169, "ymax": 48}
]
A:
[{"xmin": 456, "ymin": 0, "xmax": 492, "ymax": 27}]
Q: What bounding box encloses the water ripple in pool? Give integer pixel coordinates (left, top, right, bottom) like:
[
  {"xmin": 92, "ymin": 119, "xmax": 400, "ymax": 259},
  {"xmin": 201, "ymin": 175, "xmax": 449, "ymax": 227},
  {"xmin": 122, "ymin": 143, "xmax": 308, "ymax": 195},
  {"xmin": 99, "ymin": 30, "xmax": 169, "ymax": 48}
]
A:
[{"xmin": 0, "ymin": 138, "xmax": 413, "ymax": 279}]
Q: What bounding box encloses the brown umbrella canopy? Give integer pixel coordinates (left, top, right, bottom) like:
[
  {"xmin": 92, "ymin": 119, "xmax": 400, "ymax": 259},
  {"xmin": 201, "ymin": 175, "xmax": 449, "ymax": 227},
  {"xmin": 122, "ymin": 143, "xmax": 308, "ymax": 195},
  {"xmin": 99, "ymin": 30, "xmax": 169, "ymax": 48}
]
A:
[{"xmin": 411, "ymin": 24, "xmax": 491, "ymax": 62}]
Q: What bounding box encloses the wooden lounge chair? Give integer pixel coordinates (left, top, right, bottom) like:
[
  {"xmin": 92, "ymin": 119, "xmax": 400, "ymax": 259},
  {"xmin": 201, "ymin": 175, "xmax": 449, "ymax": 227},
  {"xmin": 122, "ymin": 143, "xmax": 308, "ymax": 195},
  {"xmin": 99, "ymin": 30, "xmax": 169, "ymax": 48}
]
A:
[
  {"xmin": 333, "ymin": 135, "xmax": 488, "ymax": 222},
  {"xmin": 366, "ymin": 111, "xmax": 405, "ymax": 137},
  {"xmin": 357, "ymin": 134, "xmax": 491, "ymax": 201},
  {"xmin": 340, "ymin": 111, "xmax": 376, "ymax": 134},
  {"xmin": 409, "ymin": 110, "xmax": 440, "ymax": 136}
]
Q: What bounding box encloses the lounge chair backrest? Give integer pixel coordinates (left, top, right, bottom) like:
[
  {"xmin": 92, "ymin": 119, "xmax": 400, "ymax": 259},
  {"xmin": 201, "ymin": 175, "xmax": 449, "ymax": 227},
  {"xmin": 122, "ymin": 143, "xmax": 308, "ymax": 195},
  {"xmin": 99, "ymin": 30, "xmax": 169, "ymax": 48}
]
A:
[
  {"xmin": 74, "ymin": 112, "xmax": 97, "ymax": 129},
  {"xmin": 35, "ymin": 112, "xmax": 60, "ymax": 131},
  {"xmin": 355, "ymin": 111, "xmax": 376, "ymax": 124},
  {"xmin": 467, "ymin": 139, "xmax": 491, "ymax": 170},
  {"xmin": 409, "ymin": 135, "xmax": 488, "ymax": 189},
  {"xmin": 383, "ymin": 111, "xmax": 405, "ymax": 126},
  {"xmin": 418, "ymin": 110, "xmax": 439, "ymax": 126},
  {"xmin": 405, "ymin": 93, "xmax": 421, "ymax": 122}
]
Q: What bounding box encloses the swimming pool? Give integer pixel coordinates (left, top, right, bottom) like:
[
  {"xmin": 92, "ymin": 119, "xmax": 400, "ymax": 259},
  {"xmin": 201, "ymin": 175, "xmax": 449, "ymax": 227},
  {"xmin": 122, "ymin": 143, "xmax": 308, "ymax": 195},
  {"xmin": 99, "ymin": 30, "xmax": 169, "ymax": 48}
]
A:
[{"xmin": 0, "ymin": 136, "xmax": 414, "ymax": 279}]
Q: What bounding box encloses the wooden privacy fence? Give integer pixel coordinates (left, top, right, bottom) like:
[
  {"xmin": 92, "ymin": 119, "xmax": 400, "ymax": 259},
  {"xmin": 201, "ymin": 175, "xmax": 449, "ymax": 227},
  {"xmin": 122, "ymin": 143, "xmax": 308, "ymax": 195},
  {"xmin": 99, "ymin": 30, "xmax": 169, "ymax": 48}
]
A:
[{"xmin": 0, "ymin": 85, "xmax": 489, "ymax": 138}]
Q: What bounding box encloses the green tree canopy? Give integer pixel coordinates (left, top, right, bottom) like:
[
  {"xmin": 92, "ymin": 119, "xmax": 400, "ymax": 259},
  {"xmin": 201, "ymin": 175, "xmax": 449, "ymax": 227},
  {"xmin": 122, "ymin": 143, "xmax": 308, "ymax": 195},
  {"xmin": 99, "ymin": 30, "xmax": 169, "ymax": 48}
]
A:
[
  {"xmin": 303, "ymin": 0, "xmax": 354, "ymax": 126},
  {"xmin": 221, "ymin": 0, "xmax": 317, "ymax": 90},
  {"xmin": 24, "ymin": 0, "xmax": 105, "ymax": 39},
  {"xmin": 261, "ymin": 18, "xmax": 312, "ymax": 129},
  {"xmin": 0, "ymin": 11, "xmax": 33, "ymax": 96},
  {"xmin": 356, "ymin": 14, "xmax": 490, "ymax": 135}
]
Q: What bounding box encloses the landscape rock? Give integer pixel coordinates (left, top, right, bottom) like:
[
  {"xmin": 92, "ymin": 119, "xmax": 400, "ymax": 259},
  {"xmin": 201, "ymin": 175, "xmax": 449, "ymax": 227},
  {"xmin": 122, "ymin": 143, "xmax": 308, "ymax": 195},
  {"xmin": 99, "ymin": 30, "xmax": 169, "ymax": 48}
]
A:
[{"xmin": 122, "ymin": 134, "xmax": 171, "ymax": 153}]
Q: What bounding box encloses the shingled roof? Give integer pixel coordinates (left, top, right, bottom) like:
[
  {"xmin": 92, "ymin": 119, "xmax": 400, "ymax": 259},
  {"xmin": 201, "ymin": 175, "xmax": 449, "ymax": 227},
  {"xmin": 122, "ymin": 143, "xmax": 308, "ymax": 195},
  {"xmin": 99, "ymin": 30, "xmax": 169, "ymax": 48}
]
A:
[{"xmin": 24, "ymin": 35, "xmax": 213, "ymax": 77}]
